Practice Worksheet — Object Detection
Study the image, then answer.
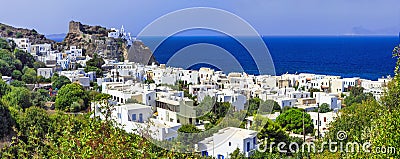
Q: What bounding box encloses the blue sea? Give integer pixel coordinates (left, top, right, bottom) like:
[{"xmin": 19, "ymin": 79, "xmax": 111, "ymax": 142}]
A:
[{"xmin": 142, "ymin": 36, "xmax": 399, "ymax": 80}]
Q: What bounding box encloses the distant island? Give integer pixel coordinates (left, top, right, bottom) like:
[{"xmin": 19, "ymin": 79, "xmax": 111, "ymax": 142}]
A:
[{"xmin": 45, "ymin": 33, "xmax": 67, "ymax": 42}]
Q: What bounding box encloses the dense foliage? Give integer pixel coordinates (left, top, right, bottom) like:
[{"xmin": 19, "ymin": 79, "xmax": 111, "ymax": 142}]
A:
[
  {"xmin": 0, "ymin": 48, "xmax": 35, "ymax": 77},
  {"xmin": 312, "ymin": 103, "xmax": 332, "ymax": 113},
  {"xmin": 0, "ymin": 102, "xmax": 14, "ymax": 139},
  {"xmin": 51, "ymin": 74, "xmax": 71, "ymax": 89},
  {"xmin": 55, "ymin": 83, "xmax": 89, "ymax": 112},
  {"xmin": 276, "ymin": 108, "xmax": 313, "ymax": 134},
  {"xmin": 322, "ymin": 44, "xmax": 400, "ymax": 158},
  {"xmin": 0, "ymin": 42, "xmax": 399, "ymax": 158},
  {"xmin": 85, "ymin": 53, "xmax": 104, "ymax": 77},
  {"xmin": 2, "ymin": 86, "xmax": 32, "ymax": 110},
  {"xmin": 344, "ymin": 86, "xmax": 374, "ymax": 106}
]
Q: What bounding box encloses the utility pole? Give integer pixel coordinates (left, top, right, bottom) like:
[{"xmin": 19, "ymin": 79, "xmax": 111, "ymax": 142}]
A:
[
  {"xmin": 303, "ymin": 109, "xmax": 305, "ymax": 142},
  {"xmin": 317, "ymin": 103, "xmax": 320, "ymax": 139},
  {"xmin": 93, "ymin": 96, "xmax": 95, "ymax": 118}
]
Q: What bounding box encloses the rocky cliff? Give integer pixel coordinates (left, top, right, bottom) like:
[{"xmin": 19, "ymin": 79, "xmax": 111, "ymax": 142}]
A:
[
  {"xmin": 0, "ymin": 23, "xmax": 55, "ymax": 44},
  {"xmin": 60, "ymin": 21, "xmax": 158, "ymax": 65},
  {"xmin": 58, "ymin": 21, "xmax": 113, "ymax": 55},
  {"xmin": 127, "ymin": 40, "xmax": 158, "ymax": 65}
]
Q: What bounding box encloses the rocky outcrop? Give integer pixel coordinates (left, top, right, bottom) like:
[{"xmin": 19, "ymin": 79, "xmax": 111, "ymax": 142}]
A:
[
  {"xmin": 60, "ymin": 21, "xmax": 158, "ymax": 65},
  {"xmin": 68, "ymin": 21, "xmax": 83, "ymax": 34},
  {"xmin": 127, "ymin": 41, "xmax": 158, "ymax": 65},
  {"xmin": 0, "ymin": 21, "xmax": 158, "ymax": 65},
  {"xmin": 59, "ymin": 21, "xmax": 119, "ymax": 57},
  {"xmin": 0, "ymin": 23, "xmax": 55, "ymax": 44}
]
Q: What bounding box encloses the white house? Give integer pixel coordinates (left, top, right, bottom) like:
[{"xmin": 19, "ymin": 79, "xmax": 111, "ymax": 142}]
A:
[
  {"xmin": 112, "ymin": 103, "xmax": 154, "ymax": 123},
  {"xmin": 66, "ymin": 46, "xmax": 83, "ymax": 61},
  {"xmin": 275, "ymin": 98, "xmax": 297, "ymax": 109},
  {"xmin": 342, "ymin": 77, "xmax": 360, "ymax": 91},
  {"xmin": 189, "ymin": 84, "xmax": 218, "ymax": 96},
  {"xmin": 199, "ymin": 67, "xmax": 215, "ymax": 84},
  {"xmin": 2, "ymin": 76, "xmax": 12, "ymax": 84},
  {"xmin": 8, "ymin": 38, "xmax": 31, "ymax": 53},
  {"xmin": 313, "ymin": 92, "xmax": 341, "ymax": 111},
  {"xmin": 179, "ymin": 70, "xmax": 199, "ymax": 85},
  {"xmin": 198, "ymin": 127, "xmax": 258, "ymax": 158},
  {"xmin": 308, "ymin": 111, "xmax": 339, "ymax": 137},
  {"xmin": 93, "ymin": 103, "xmax": 181, "ymax": 141},
  {"xmin": 155, "ymin": 89, "xmax": 197, "ymax": 125},
  {"xmin": 330, "ymin": 79, "xmax": 345, "ymax": 94},
  {"xmin": 245, "ymin": 112, "xmax": 281, "ymax": 129},
  {"xmin": 102, "ymin": 82, "xmax": 156, "ymax": 106},
  {"xmin": 216, "ymin": 91, "xmax": 247, "ymax": 111},
  {"xmin": 31, "ymin": 43, "xmax": 51, "ymax": 56},
  {"xmin": 37, "ymin": 68, "xmax": 53, "ymax": 79}
]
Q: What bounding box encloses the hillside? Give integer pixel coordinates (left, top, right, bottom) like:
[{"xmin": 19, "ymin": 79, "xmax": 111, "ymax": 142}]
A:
[
  {"xmin": 0, "ymin": 23, "xmax": 55, "ymax": 44},
  {"xmin": 58, "ymin": 21, "xmax": 158, "ymax": 64}
]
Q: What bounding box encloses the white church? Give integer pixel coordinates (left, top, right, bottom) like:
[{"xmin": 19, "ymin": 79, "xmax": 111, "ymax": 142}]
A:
[{"xmin": 108, "ymin": 25, "xmax": 136, "ymax": 46}]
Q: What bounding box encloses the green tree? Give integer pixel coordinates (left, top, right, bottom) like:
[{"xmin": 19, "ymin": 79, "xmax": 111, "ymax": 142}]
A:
[
  {"xmin": 15, "ymin": 32, "xmax": 23, "ymax": 38},
  {"xmin": 308, "ymin": 88, "xmax": 320, "ymax": 97},
  {"xmin": 84, "ymin": 66, "xmax": 102, "ymax": 77},
  {"xmin": 10, "ymin": 80, "xmax": 27, "ymax": 88},
  {"xmin": 51, "ymin": 72, "xmax": 59, "ymax": 82},
  {"xmin": 37, "ymin": 75, "xmax": 51, "ymax": 83},
  {"xmin": 230, "ymin": 148, "xmax": 245, "ymax": 159},
  {"xmin": 321, "ymin": 44, "xmax": 400, "ymax": 158},
  {"xmin": 51, "ymin": 75, "xmax": 71, "ymax": 89},
  {"xmin": 0, "ymin": 79, "xmax": 11, "ymax": 97},
  {"xmin": 312, "ymin": 103, "xmax": 331, "ymax": 113},
  {"xmin": 86, "ymin": 53, "xmax": 105, "ymax": 69},
  {"xmin": 276, "ymin": 108, "xmax": 313, "ymax": 134},
  {"xmin": 21, "ymin": 67, "xmax": 37, "ymax": 84},
  {"xmin": 259, "ymin": 100, "xmax": 278, "ymax": 114},
  {"xmin": 32, "ymin": 89, "xmax": 50, "ymax": 108},
  {"xmin": 178, "ymin": 124, "xmax": 201, "ymax": 133},
  {"xmin": 2, "ymin": 86, "xmax": 32, "ymax": 110},
  {"xmin": 0, "ymin": 102, "xmax": 15, "ymax": 138},
  {"xmin": 256, "ymin": 115, "xmax": 290, "ymax": 152},
  {"xmin": 33, "ymin": 61, "xmax": 46, "ymax": 70},
  {"xmin": 380, "ymin": 80, "xmax": 400, "ymax": 113},
  {"xmin": 0, "ymin": 38, "xmax": 11, "ymax": 50},
  {"xmin": 369, "ymin": 111, "xmax": 400, "ymax": 158},
  {"xmin": 246, "ymin": 97, "xmax": 261, "ymax": 116},
  {"xmin": 55, "ymin": 83, "xmax": 89, "ymax": 112},
  {"xmin": 0, "ymin": 59, "xmax": 12, "ymax": 76},
  {"xmin": 18, "ymin": 107, "xmax": 50, "ymax": 138},
  {"xmin": 14, "ymin": 49, "xmax": 34, "ymax": 68},
  {"xmin": 195, "ymin": 96, "xmax": 214, "ymax": 117},
  {"xmin": 11, "ymin": 70, "xmax": 22, "ymax": 80},
  {"xmin": 344, "ymin": 87, "xmax": 374, "ymax": 106},
  {"xmin": 144, "ymin": 79, "xmax": 155, "ymax": 84}
]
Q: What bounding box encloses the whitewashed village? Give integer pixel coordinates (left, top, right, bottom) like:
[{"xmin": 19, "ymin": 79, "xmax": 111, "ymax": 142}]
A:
[{"xmin": 0, "ymin": 22, "xmax": 392, "ymax": 158}]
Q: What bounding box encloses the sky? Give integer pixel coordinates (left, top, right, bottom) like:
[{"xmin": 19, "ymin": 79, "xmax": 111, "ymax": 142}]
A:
[{"xmin": 0, "ymin": 0, "xmax": 399, "ymax": 36}]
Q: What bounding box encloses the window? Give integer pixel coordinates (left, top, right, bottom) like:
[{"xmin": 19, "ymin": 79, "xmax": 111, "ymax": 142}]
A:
[
  {"xmin": 117, "ymin": 113, "xmax": 121, "ymax": 119},
  {"xmin": 246, "ymin": 142, "xmax": 250, "ymax": 152},
  {"xmin": 201, "ymin": 151, "xmax": 208, "ymax": 157},
  {"xmin": 139, "ymin": 113, "xmax": 143, "ymax": 123},
  {"xmin": 132, "ymin": 114, "xmax": 137, "ymax": 121},
  {"xmin": 229, "ymin": 142, "xmax": 231, "ymax": 146},
  {"xmin": 324, "ymin": 117, "xmax": 326, "ymax": 122},
  {"xmin": 253, "ymin": 137, "xmax": 256, "ymax": 145}
]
